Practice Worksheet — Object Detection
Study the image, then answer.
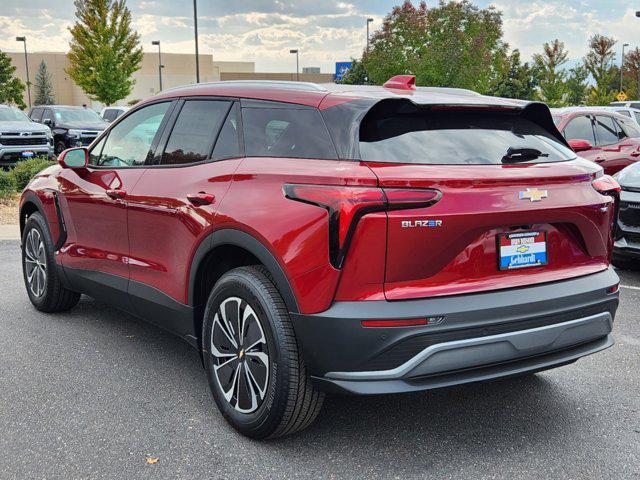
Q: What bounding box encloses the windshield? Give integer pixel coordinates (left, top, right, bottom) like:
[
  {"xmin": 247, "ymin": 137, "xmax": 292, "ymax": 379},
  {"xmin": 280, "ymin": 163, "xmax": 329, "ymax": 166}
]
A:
[
  {"xmin": 54, "ymin": 107, "xmax": 102, "ymax": 124},
  {"xmin": 360, "ymin": 108, "xmax": 576, "ymax": 165},
  {"xmin": 0, "ymin": 107, "xmax": 30, "ymax": 122}
]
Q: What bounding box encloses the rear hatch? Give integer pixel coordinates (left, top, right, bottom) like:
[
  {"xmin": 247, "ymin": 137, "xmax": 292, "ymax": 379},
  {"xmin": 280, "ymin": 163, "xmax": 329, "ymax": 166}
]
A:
[{"xmin": 359, "ymin": 103, "xmax": 616, "ymax": 301}]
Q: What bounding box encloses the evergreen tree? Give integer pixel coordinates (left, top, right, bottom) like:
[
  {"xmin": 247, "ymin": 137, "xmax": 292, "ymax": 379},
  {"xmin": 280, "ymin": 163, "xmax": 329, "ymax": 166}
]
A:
[
  {"xmin": 533, "ymin": 39, "xmax": 569, "ymax": 107},
  {"xmin": 67, "ymin": 0, "xmax": 143, "ymax": 106},
  {"xmin": 488, "ymin": 49, "xmax": 537, "ymax": 100},
  {"xmin": 584, "ymin": 35, "xmax": 617, "ymax": 105},
  {"xmin": 0, "ymin": 50, "xmax": 27, "ymax": 109},
  {"xmin": 564, "ymin": 65, "xmax": 589, "ymax": 105},
  {"xmin": 34, "ymin": 61, "xmax": 55, "ymax": 105}
]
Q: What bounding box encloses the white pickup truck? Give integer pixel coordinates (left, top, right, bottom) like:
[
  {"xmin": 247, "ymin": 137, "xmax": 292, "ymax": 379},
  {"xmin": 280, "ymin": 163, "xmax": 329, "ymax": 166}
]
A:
[{"xmin": 0, "ymin": 105, "xmax": 53, "ymax": 167}]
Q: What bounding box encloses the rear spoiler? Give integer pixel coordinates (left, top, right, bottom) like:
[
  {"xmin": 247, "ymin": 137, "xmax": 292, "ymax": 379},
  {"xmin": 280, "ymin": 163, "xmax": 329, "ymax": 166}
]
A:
[{"xmin": 320, "ymin": 96, "xmax": 568, "ymax": 161}]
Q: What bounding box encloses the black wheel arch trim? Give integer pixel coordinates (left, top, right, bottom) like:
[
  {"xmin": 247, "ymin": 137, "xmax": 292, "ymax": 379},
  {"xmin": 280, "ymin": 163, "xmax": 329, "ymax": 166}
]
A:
[
  {"xmin": 188, "ymin": 228, "xmax": 300, "ymax": 314},
  {"xmin": 20, "ymin": 190, "xmax": 67, "ymax": 251}
]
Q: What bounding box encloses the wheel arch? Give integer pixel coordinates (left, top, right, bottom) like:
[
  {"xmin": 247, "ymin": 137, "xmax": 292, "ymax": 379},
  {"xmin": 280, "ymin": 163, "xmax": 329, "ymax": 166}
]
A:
[
  {"xmin": 189, "ymin": 229, "xmax": 300, "ymax": 350},
  {"xmin": 20, "ymin": 191, "xmax": 47, "ymax": 238}
]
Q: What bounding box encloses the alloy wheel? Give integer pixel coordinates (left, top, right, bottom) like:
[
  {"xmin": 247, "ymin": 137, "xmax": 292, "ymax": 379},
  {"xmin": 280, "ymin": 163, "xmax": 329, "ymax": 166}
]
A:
[
  {"xmin": 24, "ymin": 228, "xmax": 47, "ymax": 298},
  {"xmin": 210, "ymin": 297, "xmax": 270, "ymax": 414}
]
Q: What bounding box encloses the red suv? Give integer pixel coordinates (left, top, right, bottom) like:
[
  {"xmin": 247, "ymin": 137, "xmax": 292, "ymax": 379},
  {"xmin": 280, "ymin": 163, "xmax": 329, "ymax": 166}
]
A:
[
  {"xmin": 552, "ymin": 107, "xmax": 640, "ymax": 175},
  {"xmin": 19, "ymin": 77, "xmax": 620, "ymax": 439}
]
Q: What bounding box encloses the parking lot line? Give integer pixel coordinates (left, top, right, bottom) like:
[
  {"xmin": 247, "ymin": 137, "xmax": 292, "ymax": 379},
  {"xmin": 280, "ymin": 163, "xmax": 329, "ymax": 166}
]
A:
[{"xmin": 620, "ymin": 284, "xmax": 640, "ymax": 291}]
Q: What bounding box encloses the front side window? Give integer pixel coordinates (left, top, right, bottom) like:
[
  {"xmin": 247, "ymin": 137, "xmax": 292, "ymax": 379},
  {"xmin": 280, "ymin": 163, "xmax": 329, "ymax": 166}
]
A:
[
  {"xmin": 103, "ymin": 109, "xmax": 118, "ymax": 122},
  {"xmin": 242, "ymin": 107, "xmax": 337, "ymax": 159},
  {"xmin": 594, "ymin": 116, "xmax": 619, "ymax": 145},
  {"xmin": 563, "ymin": 115, "xmax": 596, "ymax": 144},
  {"xmin": 90, "ymin": 102, "xmax": 170, "ymax": 167},
  {"xmin": 617, "ymin": 116, "xmax": 640, "ymax": 138},
  {"xmin": 162, "ymin": 100, "xmax": 230, "ymax": 165},
  {"xmin": 41, "ymin": 109, "xmax": 53, "ymax": 124},
  {"xmin": 359, "ymin": 108, "xmax": 575, "ymax": 165}
]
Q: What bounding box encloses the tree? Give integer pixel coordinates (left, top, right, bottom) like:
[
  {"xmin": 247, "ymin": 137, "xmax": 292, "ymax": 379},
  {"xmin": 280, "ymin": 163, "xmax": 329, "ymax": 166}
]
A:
[
  {"xmin": 564, "ymin": 65, "xmax": 589, "ymax": 105},
  {"xmin": 67, "ymin": 0, "xmax": 143, "ymax": 106},
  {"xmin": 339, "ymin": 58, "xmax": 370, "ymax": 85},
  {"xmin": 361, "ymin": 1, "xmax": 505, "ymax": 93},
  {"xmin": 533, "ymin": 39, "xmax": 568, "ymax": 106},
  {"xmin": 623, "ymin": 47, "xmax": 640, "ymax": 101},
  {"xmin": 0, "ymin": 50, "xmax": 26, "ymax": 109},
  {"xmin": 34, "ymin": 61, "xmax": 55, "ymax": 105},
  {"xmin": 584, "ymin": 34, "xmax": 617, "ymax": 105},
  {"xmin": 488, "ymin": 49, "xmax": 537, "ymax": 100}
]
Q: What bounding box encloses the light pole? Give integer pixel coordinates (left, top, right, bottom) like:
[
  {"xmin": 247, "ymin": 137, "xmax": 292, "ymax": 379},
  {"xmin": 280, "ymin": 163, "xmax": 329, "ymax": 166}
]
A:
[
  {"xmin": 621, "ymin": 43, "xmax": 629, "ymax": 93},
  {"xmin": 193, "ymin": 0, "xmax": 200, "ymax": 83},
  {"xmin": 15, "ymin": 36, "xmax": 31, "ymax": 108},
  {"xmin": 366, "ymin": 18, "xmax": 374, "ymax": 52},
  {"xmin": 151, "ymin": 40, "xmax": 163, "ymax": 92},
  {"xmin": 637, "ymin": 12, "xmax": 640, "ymax": 99},
  {"xmin": 289, "ymin": 49, "xmax": 299, "ymax": 81}
]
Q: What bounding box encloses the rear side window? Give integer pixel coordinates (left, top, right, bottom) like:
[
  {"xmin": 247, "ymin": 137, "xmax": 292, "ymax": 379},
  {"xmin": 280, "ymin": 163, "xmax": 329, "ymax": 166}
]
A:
[
  {"xmin": 162, "ymin": 100, "xmax": 231, "ymax": 165},
  {"xmin": 359, "ymin": 108, "xmax": 575, "ymax": 165},
  {"xmin": 30, "ymin": 108, "xmax": 43, "ymax": 122},
  {"xmin": 563, "ymin": 116, "xmax": 595, "ymax": 143},
  {"xmin": 594, "ymin": 116, "xmax": 619, "ymax": 145},
  {"xmin": 619, "ymin": 110, "xmax": 631, "ymax": 117},
  {"xmin": 617, "ymin": 116, "xmax": 640, "ymax": 138},
  {"xmin": 242, "ymin": 107, "xmax": 337, "ymax": 159},
  {"xmin": 635, "ymin": 112, "xmax": 640, "ymax": 125}
]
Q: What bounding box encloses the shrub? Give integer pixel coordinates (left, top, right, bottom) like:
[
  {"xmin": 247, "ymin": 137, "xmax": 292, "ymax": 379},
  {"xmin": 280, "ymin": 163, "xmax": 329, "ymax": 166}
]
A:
[
  {"xmin": 0, "ymin": 171, "xmax": 16, "ymax": 199},
  {"xmin": 8, "ymin": 156, "xmax": 55, "ymax": 191}
]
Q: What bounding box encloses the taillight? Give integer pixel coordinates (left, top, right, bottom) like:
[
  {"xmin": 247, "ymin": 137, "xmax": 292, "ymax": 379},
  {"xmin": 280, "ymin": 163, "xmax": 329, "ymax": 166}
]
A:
[
  {"xmin": 283, "ymin": 184, "xmax": 441, "ymax": 268},
  {"xmin": 592, "ymin": 175, "xmax": 621, "ymax": 195}
]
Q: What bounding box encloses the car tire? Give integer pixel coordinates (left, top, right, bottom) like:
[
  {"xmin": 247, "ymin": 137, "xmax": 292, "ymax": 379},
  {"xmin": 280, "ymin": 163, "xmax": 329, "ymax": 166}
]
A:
[
  {"xmin": 202, "ymin": 266, "xmax": 324, "ymax": 439},
  {"xmin": 21, "ymin": 212, "xmax": 81, "ymax": 312}
]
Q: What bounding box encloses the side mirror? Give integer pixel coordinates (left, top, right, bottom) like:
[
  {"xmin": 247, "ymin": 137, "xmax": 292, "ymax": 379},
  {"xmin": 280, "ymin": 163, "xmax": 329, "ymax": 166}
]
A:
[
  {"xmin": 58, "ymin": 147, "xmax": 89, "ymax": 169},
  {"xmin": 568, "ymin": 139, "xmax": 593, "ymax": 153},
  {"xmin": 43, "ymin": 118, "xmax": 52, "ymax": 126}
]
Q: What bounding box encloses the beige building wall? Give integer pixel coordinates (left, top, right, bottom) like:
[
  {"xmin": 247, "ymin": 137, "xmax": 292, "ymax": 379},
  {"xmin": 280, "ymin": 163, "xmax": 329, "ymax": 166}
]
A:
[
  {"xmin": 7, "ymin": 51, "xmax": 255, "ymax": 109},
  {"xmin": 220, "ymin": 71, "xmax": 335, "ymax": 84}
]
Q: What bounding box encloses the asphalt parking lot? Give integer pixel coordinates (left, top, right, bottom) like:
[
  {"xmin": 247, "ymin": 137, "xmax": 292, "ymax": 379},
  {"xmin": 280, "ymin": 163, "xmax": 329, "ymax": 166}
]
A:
[{"xmin": 0, "ymin": 239, "xmax": 639, "ymax": 480}]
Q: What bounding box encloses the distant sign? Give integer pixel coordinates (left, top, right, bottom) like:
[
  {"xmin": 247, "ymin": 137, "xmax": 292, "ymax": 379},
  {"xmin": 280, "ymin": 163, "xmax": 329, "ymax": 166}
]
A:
[
  {"xmin": 617, "ymin": 91, "xmax": 628, "ymax": 102},
  {"xmin": 335, "ymin": 62, "xmax": 353, "ymax": 82}
]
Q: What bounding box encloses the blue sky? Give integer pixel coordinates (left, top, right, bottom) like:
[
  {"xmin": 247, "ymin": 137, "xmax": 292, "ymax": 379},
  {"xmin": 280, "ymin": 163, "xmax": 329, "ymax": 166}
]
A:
[{"xmin": 0, "ymin": 0, "xmax": 638, "ymax": 72}]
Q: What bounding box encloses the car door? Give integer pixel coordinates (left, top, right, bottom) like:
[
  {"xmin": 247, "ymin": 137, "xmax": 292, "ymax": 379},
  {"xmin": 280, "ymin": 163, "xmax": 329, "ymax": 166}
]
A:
[
  {"xmin": 562, "ymin": 114, "xmax": 604, "ymax": 164},
  {"xmin": 58, "ymin": 101, "xmax": 174, "ymax": 293},
  {"xmin": 127, "ymin": 98, "xmax": 243, "ymax": 308},
  {"xmin": 594, "ymin": 115, "xmax": 632, "ymax": 175}
]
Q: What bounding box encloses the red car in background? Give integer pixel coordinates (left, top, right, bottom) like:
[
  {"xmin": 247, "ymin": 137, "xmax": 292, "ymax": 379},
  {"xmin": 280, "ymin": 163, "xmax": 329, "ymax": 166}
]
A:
[{"xmin": 552, "ymin": 107, "xmax": 640, "ymax": 175}]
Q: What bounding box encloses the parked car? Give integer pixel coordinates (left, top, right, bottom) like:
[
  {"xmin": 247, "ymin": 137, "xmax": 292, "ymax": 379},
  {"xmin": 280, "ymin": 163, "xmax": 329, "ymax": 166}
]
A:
[
  {"xmin": 598, "ymin": 106, "xmax": 640, "ymax": 127},
  {"xmin": 100, "ymin": 106, "xmax": 130, "ymax": 122},
  {"xmin": 552, "ymin": 107, "xmax": 640, "ymax": 175},
  {"xmin": 19, "ymin": 77, "xmax": 620, "ymax": 439},
  {"xmin": 27, "ymin": 105, "xmax": 108, "ymax": 154},
  {"xmin": 610, "ymin": 100, "xmax": 640, "ymax": 110},
  {"xmin": 613, "ymin": 162, "xmax": 640, "ymax": 267},
  {"xmin": 0, "ymin": 104, "xmax": 53, "ymax": 166}
]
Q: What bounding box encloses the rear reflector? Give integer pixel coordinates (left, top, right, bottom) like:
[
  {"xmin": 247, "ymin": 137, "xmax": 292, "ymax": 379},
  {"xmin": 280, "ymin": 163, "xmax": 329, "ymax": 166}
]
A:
[
  {"xmin": 607, "ymin": 283, "xmax": 619, "ymax": 294},
  {"xmin": 361, "ymin": 318, "xmax": 427, "ymax": 328}
]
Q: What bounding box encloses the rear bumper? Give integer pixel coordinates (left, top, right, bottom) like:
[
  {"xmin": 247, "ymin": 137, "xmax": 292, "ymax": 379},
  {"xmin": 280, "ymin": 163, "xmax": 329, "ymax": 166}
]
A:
[{"xmin": 290, "ymin": 267, "xmax": 619, "ymax": 395}]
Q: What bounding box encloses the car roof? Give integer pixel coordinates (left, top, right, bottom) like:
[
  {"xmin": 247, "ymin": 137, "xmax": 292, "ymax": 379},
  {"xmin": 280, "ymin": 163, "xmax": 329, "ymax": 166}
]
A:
[{"xmin": 151, "ymin": 80, "xmax": 530, "ymax": 110}]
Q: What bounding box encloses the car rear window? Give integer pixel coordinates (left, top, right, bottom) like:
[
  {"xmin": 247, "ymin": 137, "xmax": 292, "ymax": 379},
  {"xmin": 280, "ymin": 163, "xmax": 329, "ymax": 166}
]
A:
[
  {"xmin": 242, "ymin": 107, "xmax": 337, "ymax": 160},
  {"xmin": 359, "ymin": 108, "xmax": 575, "ymax": 165}
]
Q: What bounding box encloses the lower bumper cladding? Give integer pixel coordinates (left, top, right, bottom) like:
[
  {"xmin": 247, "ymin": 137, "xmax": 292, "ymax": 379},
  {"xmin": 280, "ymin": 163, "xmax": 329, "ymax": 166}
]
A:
[{"xmin": 291, "ymin": 268, "xmax": 619, "ymax": 395}]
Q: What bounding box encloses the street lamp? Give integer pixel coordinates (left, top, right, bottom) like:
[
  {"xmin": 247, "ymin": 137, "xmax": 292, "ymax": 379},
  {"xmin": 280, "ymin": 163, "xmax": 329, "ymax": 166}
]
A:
[
  {"xmin": 366, "ymin": 18, "xmax": 374, "ymax": 52},
  {"xmin": 621, "ymin": 43, "xmax": 629, "ymax": 93},
  {"xmin": 15, "ymin": 36, "xmax": 31, "ymax": 108},
  {"xmin": 289, "ymin": 49, "xmax": 299, "ymax": 81},
  {"xmin": 151, "ymin": 40, "xmax": 163, "ymax": 92},
  {"xmin": 193, "ymin": 0, "xmax": 200, "ymax": 83}
]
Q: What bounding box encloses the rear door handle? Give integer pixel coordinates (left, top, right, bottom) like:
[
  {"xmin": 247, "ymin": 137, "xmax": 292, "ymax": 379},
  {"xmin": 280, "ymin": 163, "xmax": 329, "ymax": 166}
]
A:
[
  {"xmin": 594, "ymin": 157, "xmax": 605, "ymax": 163},
  {"xmin": 106, "ymin": 189, "xmax": 127, "ymax": 199},
  {"xmin": 187, "ymin": 192, "xmax": 215, "ymax": 206}
]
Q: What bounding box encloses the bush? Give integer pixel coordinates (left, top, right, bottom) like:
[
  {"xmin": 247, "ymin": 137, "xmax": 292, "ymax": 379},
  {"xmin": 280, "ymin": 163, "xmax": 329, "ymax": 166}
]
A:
[
  {"xmin": 8, "ymin": 156, "xmax": 55, "ymax": 191},
  {"xmin": 0, "ymin": 171, "xmax": 16, "ymax": 199}
]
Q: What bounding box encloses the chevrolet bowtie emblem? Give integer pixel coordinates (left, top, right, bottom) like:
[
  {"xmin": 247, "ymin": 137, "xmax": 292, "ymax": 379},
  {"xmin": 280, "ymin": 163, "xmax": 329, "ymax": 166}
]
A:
[{"xmin": 519, "ymin": 188, "xmax": 548, "ymax": 202}]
